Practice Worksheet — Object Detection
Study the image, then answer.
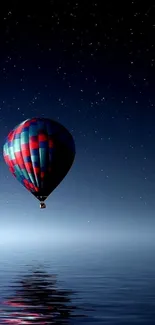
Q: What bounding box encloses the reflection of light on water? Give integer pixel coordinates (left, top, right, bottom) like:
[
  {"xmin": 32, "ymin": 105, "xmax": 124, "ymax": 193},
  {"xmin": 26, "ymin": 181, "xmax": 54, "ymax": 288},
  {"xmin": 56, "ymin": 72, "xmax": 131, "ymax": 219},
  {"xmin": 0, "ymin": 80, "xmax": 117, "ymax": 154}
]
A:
[{"xmin": 1, "ymin": 309, "xmax": 63, "ymax": 324}]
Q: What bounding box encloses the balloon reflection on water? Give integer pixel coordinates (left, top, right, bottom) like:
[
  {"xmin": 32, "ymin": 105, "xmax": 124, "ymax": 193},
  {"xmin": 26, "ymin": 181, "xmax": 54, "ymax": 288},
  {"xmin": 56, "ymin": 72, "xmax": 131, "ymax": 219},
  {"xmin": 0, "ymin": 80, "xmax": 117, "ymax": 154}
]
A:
[{"xmin": 0, "ymin": 268, "xmax": 83, "ymax": 324}]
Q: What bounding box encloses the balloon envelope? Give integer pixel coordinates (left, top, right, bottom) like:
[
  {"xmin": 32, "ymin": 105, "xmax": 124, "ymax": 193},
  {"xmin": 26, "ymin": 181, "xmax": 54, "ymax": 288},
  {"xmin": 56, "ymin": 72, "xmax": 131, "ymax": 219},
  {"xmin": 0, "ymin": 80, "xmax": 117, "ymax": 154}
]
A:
[{"xmin": 3, "ymin": 117, "xmax": 75, "ymax": 202}]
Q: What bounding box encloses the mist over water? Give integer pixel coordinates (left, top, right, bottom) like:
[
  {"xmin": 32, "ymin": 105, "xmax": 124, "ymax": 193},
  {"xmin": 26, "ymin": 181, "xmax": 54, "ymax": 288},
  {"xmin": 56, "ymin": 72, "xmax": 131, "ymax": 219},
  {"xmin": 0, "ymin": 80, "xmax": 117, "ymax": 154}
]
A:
[{"xmin": 1, "ymin": 212, "xmax": 155, "ymax": 245}]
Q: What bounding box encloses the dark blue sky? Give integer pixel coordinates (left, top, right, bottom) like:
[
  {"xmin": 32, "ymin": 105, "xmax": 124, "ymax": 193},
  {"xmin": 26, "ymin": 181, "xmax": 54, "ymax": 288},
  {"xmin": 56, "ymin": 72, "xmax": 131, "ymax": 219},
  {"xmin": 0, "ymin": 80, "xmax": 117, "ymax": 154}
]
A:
[{"xmin": 0, "ymin": 1, "xmax": 155, "ymax": 243}]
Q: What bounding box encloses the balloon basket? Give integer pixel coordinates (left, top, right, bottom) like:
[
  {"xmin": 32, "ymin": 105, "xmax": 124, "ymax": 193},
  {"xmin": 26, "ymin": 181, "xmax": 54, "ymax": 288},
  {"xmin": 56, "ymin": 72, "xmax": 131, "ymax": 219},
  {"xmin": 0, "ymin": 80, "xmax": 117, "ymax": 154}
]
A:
[{"xmin": 40, "ymin": 202, "xmax": 46, "ymax": 209}]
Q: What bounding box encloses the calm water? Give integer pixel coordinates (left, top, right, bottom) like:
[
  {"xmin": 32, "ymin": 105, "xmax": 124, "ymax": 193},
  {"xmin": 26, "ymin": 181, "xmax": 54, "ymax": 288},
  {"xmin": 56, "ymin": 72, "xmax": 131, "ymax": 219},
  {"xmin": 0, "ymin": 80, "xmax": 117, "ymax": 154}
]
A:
[{"xmin": 0, "ymin": 241, "xmax": 155, "ymax": 324}]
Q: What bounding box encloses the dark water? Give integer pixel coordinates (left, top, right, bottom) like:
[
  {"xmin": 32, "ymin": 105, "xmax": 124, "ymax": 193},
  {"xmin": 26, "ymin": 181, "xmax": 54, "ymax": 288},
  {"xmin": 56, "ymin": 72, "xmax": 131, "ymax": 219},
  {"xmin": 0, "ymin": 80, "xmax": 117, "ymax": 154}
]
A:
[{"xmin": 0, "ymin": 241, "xmax": 155, "ymax": 324}]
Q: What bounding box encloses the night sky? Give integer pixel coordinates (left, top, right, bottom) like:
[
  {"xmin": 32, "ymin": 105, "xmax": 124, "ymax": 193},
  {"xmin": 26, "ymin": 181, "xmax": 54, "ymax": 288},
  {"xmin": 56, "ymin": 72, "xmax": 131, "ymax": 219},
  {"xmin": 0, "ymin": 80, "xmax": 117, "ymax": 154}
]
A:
[{"xmin": 0, "ymin": 1, "xmax": 155, "ymax": 244}]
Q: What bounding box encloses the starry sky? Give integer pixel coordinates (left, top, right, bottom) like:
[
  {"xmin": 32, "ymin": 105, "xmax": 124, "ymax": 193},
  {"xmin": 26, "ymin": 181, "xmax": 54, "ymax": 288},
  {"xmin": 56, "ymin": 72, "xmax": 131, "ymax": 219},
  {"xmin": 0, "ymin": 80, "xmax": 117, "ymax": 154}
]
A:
[{"xmin": 0, "ymin": 1, "xmax": 155, "ymax": 244}]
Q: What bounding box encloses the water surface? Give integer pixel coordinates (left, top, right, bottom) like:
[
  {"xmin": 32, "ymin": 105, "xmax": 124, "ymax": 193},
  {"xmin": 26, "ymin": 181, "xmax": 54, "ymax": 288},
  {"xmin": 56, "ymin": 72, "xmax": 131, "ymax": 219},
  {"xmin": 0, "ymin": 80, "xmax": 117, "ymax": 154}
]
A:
[{"xmin": 0, "ymin": 241, "xmax": 155, "ymax": 324}]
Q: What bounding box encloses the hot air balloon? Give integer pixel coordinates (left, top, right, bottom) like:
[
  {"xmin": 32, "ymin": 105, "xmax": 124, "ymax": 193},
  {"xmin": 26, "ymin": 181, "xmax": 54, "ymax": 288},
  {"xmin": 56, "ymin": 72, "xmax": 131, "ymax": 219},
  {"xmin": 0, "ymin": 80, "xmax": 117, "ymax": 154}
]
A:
[{"xmin": 3, "ymin": 117, "xmax": 75, "ymax": 209}]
